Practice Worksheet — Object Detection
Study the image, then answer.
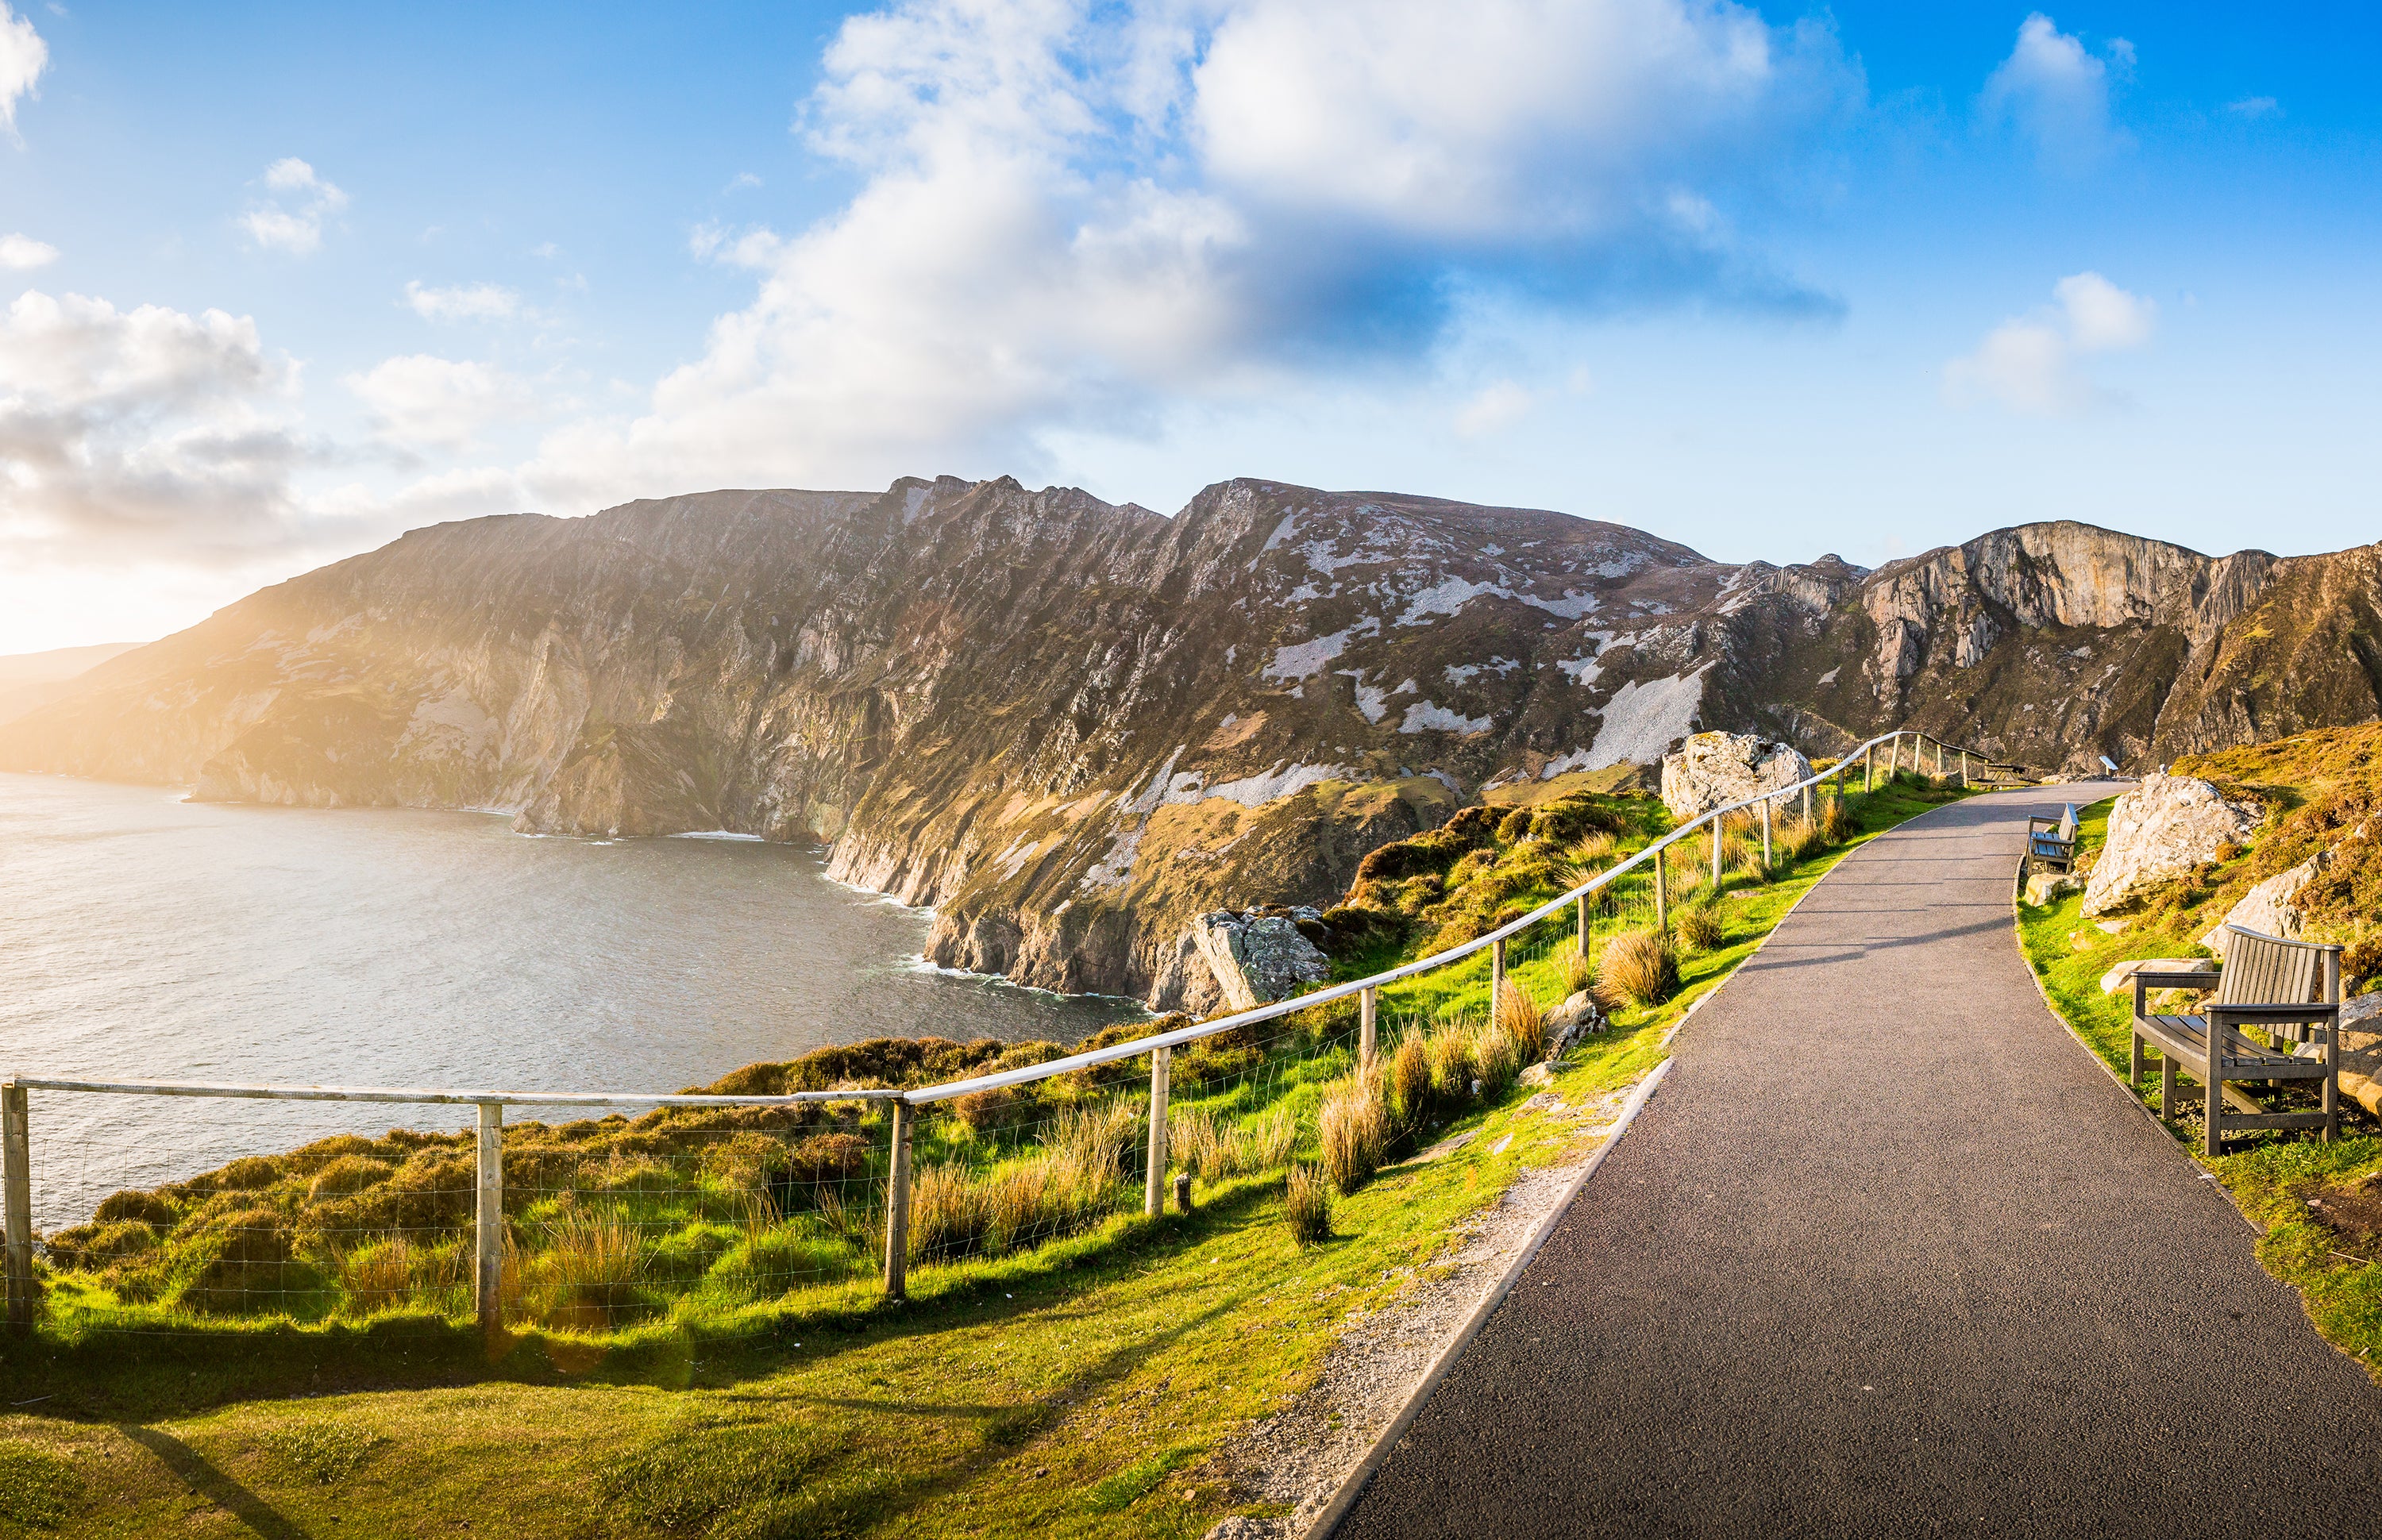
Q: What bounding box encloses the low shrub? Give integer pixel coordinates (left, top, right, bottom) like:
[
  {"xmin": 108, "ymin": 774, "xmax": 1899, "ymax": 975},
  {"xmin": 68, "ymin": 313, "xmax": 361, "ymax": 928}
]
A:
[
  {"xmin": 306, "ymin": 1155, "xmax": 395, "ymax": 1203},
  {"xmin": 1605, "ymin": 928, "xmax": 1680, "ymax": 1007},
  {"xmin": 91, "ymin": 1189, "xmax": 176, "ymax": 1229},
  {"xmin": 1284, "ymin": 1165, "xmax": 1332, "ymax": 1247},
  {"xmin": 1676, "ymin": 902, "xmax": 1723, "ymax": 953}
]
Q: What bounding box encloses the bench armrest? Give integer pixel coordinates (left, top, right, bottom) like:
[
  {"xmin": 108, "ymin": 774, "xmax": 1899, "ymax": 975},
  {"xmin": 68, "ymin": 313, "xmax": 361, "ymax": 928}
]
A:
[
  {"xmin": 2208, "ymin": 1002, "xmax": 2342, "ymax": 1023},
  {"xmin": 2131, "ymin": 972, "xmax": 2220, "ymax": 991}
]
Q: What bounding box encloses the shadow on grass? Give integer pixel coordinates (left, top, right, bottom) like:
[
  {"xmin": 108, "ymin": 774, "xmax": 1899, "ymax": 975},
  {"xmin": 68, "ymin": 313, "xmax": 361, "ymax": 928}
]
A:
[{"xmin": 121, "ymin": 1425, "xmax": 307, "ymax": 1540}]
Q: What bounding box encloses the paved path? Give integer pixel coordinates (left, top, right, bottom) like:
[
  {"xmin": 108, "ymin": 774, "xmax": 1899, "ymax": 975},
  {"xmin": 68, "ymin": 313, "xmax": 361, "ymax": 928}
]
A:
[{"xmin": 1337, "ymin": 787, "xmax": 2382, "ymax": 1539}]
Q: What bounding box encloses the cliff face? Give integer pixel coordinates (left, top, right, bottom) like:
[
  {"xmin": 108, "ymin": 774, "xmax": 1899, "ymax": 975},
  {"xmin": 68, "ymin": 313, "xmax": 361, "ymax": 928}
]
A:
[{"xmin": 5, "ymin": 478, "xmax": 2376, "ymax": 1005}]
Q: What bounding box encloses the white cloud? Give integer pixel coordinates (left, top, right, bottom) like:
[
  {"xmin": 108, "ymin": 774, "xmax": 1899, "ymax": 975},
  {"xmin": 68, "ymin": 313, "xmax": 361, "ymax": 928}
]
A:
[
  {"xmin": 345, "ymin": 355, "xmax": 534, "ymax": 451},
  {"xmin": 0, "ymin": 289, "xmax": 319, "ymax": 563},
  {"xmin": 507, "ymin": 0, "xmax": 1851, "ymax": 511},
  {"xmin": 1944, "ymin": 271, "xmax": 2155, "ymax": 415},
  {"xmin": 1981, "ymin": 13, "xmax": 2131, "ymax": 170},
  {"xmin": 0, "ymin": 3, "xmax": 44, "ymax": 138},
  {"xmin": 0, "ymin": 232, "xmax": 58, "ymax": 270},
  {"xmin": 238, "ymin": 158, "xmax": 349, "ymax": 256},
  {"xmin": 1454, "ymin": 380, "xmax": 1532, "ymax": 438},
  {"xmin": 2225, "ymin": 95, "xmax": 2279, "ymax": 121},
  {"xmin": 403, "ymin": 280, "xmax": 521, "ymax": 321}
]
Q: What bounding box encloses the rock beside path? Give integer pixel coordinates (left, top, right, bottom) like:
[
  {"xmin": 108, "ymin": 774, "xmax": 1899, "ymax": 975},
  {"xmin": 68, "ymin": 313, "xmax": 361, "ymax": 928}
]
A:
[
  {"xmin": 2201, "ymin": 853, "xmax": 2325, "ymax": 957},
  {"xmin": 2081, "ymin": 772, "xmax": 2261, "ymax": 916},
  {"xmin": 1659, "ymin": 732, "xmax": 1812, "ymax": 822}
]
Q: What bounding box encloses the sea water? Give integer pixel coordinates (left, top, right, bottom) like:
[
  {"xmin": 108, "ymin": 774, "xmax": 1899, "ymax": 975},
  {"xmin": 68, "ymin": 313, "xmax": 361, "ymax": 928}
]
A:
[{"xmin": 0, "ymin": 772, "xmax": 1143, "ymax": 1227}]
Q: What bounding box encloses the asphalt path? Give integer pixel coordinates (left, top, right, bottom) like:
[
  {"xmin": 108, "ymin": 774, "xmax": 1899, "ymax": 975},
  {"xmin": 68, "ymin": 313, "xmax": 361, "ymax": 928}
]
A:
[{"xmin": 1336, "ymin": 787, "xmax": 2382, "ymax": 1539}]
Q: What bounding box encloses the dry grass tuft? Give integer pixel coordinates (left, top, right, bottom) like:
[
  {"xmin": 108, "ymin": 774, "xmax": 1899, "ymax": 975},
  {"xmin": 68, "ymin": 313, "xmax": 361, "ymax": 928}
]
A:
[
  {"xmin": 1284, "ymin": 1165, "xmax": 1332, "ymax": 1246},
  {"xmin": 1820, "ymin": 795, "xmax": 1855, "ymax": 845},
  {"xmin": 1559, "ymin": 941, "xmax": 1595, "ymax": 998},
  {"xmin": 1605, "ymin": 927, "xmax": 1680, "ymax": 1007},
  {"xmin": 1427, "ymin": 1026, "xmax": 1478, "ymax": 1099},
  {"xmin": 1675, "ymin": 901, "xmax": 1723, "ymax": 953},
  {"xmin": 1474, "ymin": 1024, "xmax": 1524, "ymax": 1096},
  {"xmin": 1387, "ymin": 1031, "xmax": 1432, "ymax": 1124},
  {"xmin": 1492, "ymin": 979, "xmax": 1548, "ymax": 1061},
  {"xmin": 1318, "ymin": 1072, "xmax": 1391, "ymax": 1195}
]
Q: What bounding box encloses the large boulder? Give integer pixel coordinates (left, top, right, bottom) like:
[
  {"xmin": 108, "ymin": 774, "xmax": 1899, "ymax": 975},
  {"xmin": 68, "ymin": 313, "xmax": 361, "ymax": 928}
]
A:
[
  {"xmin": 2200, "ymin": 853, "xmax": 2325, "ymax": 958},
  {"xmin": 2080, "ymin": 772, "xmax": 2261, "ymax": 917},
  {"xmin": 1659, "ymin": 732, "xmax": 1813, "ymax": 822},
  {"xmin": 1189, "ymin": 909, "xmax": 1331, "ymax": 1013}
]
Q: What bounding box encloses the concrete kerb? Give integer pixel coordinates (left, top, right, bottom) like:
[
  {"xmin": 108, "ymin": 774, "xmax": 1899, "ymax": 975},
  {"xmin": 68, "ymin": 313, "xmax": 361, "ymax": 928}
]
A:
[{"xmin": 1297, "ymin": 795, "xmax": 1902, "ymax": 1540}]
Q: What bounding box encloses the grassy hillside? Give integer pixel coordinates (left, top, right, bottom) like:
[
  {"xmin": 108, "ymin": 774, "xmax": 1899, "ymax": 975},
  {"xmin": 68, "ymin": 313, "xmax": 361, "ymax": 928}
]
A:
[{"xmin": 0, "ymin": 768, "xmax": 1973, "ymax": 1537}]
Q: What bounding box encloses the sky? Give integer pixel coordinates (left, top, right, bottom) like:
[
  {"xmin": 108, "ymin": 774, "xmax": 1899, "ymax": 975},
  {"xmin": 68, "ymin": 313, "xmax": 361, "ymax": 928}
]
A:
[{"xmin": 0, "ymin": 0, "xmax": 2376, "ymax": 653}]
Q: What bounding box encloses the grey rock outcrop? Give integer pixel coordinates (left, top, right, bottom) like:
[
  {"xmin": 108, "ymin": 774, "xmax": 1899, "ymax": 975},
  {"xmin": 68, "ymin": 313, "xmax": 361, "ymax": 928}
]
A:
[
  {"xmin": 1543, "ymin": 989, "xmax": 1605, "ymax": 1059},
  {"xmin": 1659, "ymin": 732, "xmax": 1813, "ymax": 821},
  {"xmin": 1189, "ymin": 911, "xmax": 1332, "ymax": 1013},
  {"xmin": 2081, "ymin": 772, "xmax": 2262, "ymax": 916},
  {"xmin": 2200, "ymin": 853, "xmax": 2325, "ymax": 957}
]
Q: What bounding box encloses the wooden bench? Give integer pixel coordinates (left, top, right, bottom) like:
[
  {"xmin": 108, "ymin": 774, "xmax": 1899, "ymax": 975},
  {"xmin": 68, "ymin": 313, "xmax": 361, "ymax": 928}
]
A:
[
  {"xmin": 2026, "ymin": 806, "xmax": 2079, "ymax": 873},
  {"xmin": 2130, "ymin": 924, "xmax": 2343, "ymax": 1155}
]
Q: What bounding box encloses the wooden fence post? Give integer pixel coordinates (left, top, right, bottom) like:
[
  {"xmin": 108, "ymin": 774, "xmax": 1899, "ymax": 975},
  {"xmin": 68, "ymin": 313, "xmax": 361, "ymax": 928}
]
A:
[
  {"xmin": 1575, "ymin": 895, "xmax": 1589, "ymax": 956},
  {"xmin": 1802, "ymin": 783, "xmax": 1812, "ymax": 825},
  {"xmin": 475, "ymin": 1101, "xmax": 503, "ymax": 1335},
  {"xmin": 885, "ymin": 1099, "xmax": 913, "ymax": 1301},
  {"xmin": 1490, "ymin": 937, "xmax": 1505, "ymax": 1003},
  {"xmin": 3, "ymin": 1083, "xmax": 29, "ymax": 1334},
  {"xmin": 1710, "ymin": 815, "xmax": 1723, "ymax": 889},
  {"xmin": 1655, "ymin": 849, "xmax": 1668, "ymax": 929},
  {"xmin": 1145, "ymin": 1046, "xmax": 1171, "ymax": 1218},
  {"xmin": 1863, "ymin": 742, "xmax": 1874, "ymax": 792},
  {"xmin": 1760, "ymin": 798, "xmax": 1772, "ymax": 868},
  {"xmin": 1359, "ymin": 985, "xmax": 1377, "ymax": 1075}
]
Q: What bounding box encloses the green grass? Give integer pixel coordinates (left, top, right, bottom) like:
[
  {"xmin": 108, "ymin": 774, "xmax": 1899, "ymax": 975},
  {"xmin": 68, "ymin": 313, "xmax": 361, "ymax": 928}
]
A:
[{"xmin": 0, "ymin": 771, "xmax": 1977, "ymax": 1537}]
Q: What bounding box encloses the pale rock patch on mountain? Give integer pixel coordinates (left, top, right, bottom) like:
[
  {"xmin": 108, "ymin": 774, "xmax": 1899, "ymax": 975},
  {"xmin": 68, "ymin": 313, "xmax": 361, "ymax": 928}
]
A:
[
  {"xmin": 2081, "ymin": 772, "xmax": 2262, "ymax": 916},
  {"xmin": 1659, "ymin": 732, "xmax": 1814, "ymax": 821}
]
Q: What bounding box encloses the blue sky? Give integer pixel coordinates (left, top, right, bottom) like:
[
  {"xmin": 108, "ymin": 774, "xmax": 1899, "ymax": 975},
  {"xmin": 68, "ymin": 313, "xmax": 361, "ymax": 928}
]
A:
[{"xmin": 0, "ymin": 1, "xmax": 2376, "ymax": 651}]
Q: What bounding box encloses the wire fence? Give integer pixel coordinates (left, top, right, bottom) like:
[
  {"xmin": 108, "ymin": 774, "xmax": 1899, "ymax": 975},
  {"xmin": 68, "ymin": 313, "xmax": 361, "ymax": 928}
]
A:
[{"xmin": 3, "ymin": 730, "xmax": 2041, "ymax": 1338}]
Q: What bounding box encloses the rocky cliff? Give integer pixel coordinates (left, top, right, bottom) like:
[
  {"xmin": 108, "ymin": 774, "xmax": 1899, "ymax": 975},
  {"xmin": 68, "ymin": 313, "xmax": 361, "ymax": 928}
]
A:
[{"xmin": 4, "ymin": 478, "xmax": 2375, "ymax": 1006}]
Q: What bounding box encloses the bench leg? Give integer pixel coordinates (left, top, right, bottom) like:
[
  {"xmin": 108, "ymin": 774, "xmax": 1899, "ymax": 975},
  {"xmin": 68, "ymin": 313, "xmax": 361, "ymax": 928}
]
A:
[
  {"xmin": 2130, "ymin": 1031, "xmax": 2143, "ymax": 1085},
  {"xmin": 2205, "ymin": 1065, "xmax": 2224, "ymax": 1157},
  {"xmin": 2326, "ymin": 1036, "xmax": 2341, "ymax": 1144},
  {"xmin": 2160, "ymin": 1054, "xmax": 2176, "ymax": 1120}
]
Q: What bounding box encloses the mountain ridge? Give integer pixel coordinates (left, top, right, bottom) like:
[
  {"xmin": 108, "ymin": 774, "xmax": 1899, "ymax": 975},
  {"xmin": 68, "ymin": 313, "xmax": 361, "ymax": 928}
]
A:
[{"xmin": 5, "ymin": 475, "xmax": 2375, "ymax": 1008}]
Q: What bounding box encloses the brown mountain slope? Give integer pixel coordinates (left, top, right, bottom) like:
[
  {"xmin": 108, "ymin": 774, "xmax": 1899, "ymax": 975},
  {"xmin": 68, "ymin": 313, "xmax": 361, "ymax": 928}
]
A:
[{"xmin": 3, "ymin": 479, "xmax": 2374, "ymax": 1005}]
